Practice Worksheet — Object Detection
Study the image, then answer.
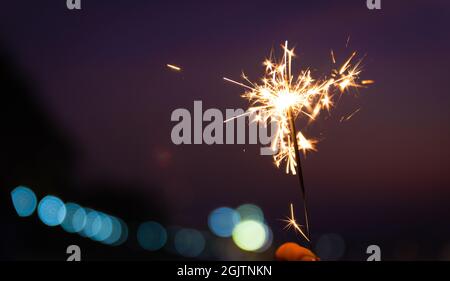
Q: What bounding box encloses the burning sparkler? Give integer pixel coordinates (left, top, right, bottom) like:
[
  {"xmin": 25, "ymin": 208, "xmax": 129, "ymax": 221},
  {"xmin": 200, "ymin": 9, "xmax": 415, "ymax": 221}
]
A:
[{"xmin": 224, "ymin": 41, "xmax": 371, "ymax": 243}]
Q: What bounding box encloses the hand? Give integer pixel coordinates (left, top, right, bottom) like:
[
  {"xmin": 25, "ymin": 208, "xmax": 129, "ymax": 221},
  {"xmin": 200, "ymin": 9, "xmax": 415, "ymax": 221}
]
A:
[{"xmin": 275, "ymin": 242, "xmax": 320, "ymax": 261}]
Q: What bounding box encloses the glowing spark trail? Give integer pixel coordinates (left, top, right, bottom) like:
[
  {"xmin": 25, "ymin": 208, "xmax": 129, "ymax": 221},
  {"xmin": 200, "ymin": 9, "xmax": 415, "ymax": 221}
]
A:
[
  {"xmin": 342, "ymin": 108, "xmax": 361, "ymax": 122},
  {"xmin": 224, "ymin": 41, "xmax": 371, "ymax": 243},
  {"xmin": 167, "ymin": 64, "xmax": 181, "ymax": 71},
  {"xmin": 284, "ymin": 203, "xmax": 310, "ymax": 242},
  {"xmin": 331, "ymin": 50, "xmax": 336, "ymax": 64},
  {"xmin": 362, "ymin": 80, "xmax": 375, "ymax": 85}
]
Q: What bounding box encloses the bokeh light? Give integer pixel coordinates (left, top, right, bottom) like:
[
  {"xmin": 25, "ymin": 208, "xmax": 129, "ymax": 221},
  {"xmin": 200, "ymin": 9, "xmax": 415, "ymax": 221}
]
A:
[
  {"xmin": 315, "ymin": 233, "xmax": 346, "ymax": 261},
  {"xmin": 256, "ymin": 224, "xmax": 273, "ymax": 253},
  {"xmin": 10, "ymin": 186, "xmax": 37, "ymax": 217},
  {"xmin": 80, "ymin": 209, "xmax": 103, "ymax": 238},
  {"xmin": 232, "ymin": 220, "xmax": 267, "ymax": 252},
  {"xmin": 61, "ymin": 203, "xmax": 86, "ymax": 233},
  {"xmin": 137, "ymin": 221, "xmax": 167, "ymax": 251},
  {"xmin": 174, "ymin": 228, "xmax": 205, "ymax": 257},
  {"xmin": 110, "ymin": 218, "xmax": 128, "ymax": 246},
  {"xmin": 37, "ymin": 195, "xmax": 66, "ymax": 226},
  {"xmin": 92, "ymin": 213, "xmax": 113, "ymax": 242},
  {"xmin": 164, "ymin": 226, "xmax": 182, "ymax": 255},
  {"xmin": 208, "ymin": 207, "xmax": 240, "ymax": 238},
  {"xmin": 236, "ymin": 204, "xmax": 264, "ymax": 222},
  {"xmin": 12, "ymin": 187, "xmax": 128, "ymax": 246},
  {"xmin": 102, "ymin": 216, "xmax": 122, "ymax": 245}
]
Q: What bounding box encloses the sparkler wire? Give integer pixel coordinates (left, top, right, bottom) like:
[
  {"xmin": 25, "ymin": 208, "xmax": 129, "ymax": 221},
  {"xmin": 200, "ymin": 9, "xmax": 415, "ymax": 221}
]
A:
[
  {"xmin": 224, "ymin": 40, "xmax": 371, "ymax": 248},
  {"xmin": 287, "ymin": 109, "xmax": 311, "ymax": 244}
]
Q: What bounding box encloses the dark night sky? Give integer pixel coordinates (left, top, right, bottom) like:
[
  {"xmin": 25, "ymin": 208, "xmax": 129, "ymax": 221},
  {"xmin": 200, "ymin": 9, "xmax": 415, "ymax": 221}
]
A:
[{"xmin": 1, "ymin": 0, "xmax": 450, "ymax": 260}]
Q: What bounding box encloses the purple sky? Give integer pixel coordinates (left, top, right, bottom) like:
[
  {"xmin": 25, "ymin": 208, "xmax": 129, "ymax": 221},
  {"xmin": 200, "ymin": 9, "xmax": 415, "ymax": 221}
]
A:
[{"xmin": 1, "ymin": 0, "xmax": 450, "ymax": 259}]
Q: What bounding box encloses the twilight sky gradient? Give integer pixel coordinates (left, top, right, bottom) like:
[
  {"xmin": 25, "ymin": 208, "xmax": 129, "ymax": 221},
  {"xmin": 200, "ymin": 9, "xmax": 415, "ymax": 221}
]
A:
[{"xmin": 1, "ymin": 0, "xmax": 450, "ymax": 260}]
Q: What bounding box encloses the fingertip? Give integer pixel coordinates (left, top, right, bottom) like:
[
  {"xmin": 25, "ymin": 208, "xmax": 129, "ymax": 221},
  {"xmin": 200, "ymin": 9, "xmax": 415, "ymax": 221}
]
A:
[{"xmin": 275, "ymin": 242, "xmax": 319, "ymax": 261}]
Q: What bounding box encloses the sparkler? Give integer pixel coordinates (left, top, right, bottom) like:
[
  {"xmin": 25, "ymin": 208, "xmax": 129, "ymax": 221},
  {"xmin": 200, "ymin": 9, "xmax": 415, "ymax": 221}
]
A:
[{"xmin": 224, "ymin": 41, "xmax": 372, "ymax": 244}]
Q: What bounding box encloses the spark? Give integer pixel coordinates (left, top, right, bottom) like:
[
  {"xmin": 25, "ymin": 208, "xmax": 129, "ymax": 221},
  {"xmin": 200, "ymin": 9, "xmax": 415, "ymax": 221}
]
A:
[
  {"xmin": 167, "ymin": 64, "xmax": 182, "ymax": 71},
  {"xmin": 362, "ymin": 80, "xmax": 375, "ymax": 85},
  {"xmin": 342, "ymin": 108, "xmax": 361, "ymax": 122},
  {"xmin": 321, "ymin": 94, "xmax": 333, "ymax": 111},
  {"xmin": 224, "ymin": 41, "xmax": 369, "ymax": 175},
  {"xmin": 284, "ymin": 203, "xmax": 310, "ymax": 242}
]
